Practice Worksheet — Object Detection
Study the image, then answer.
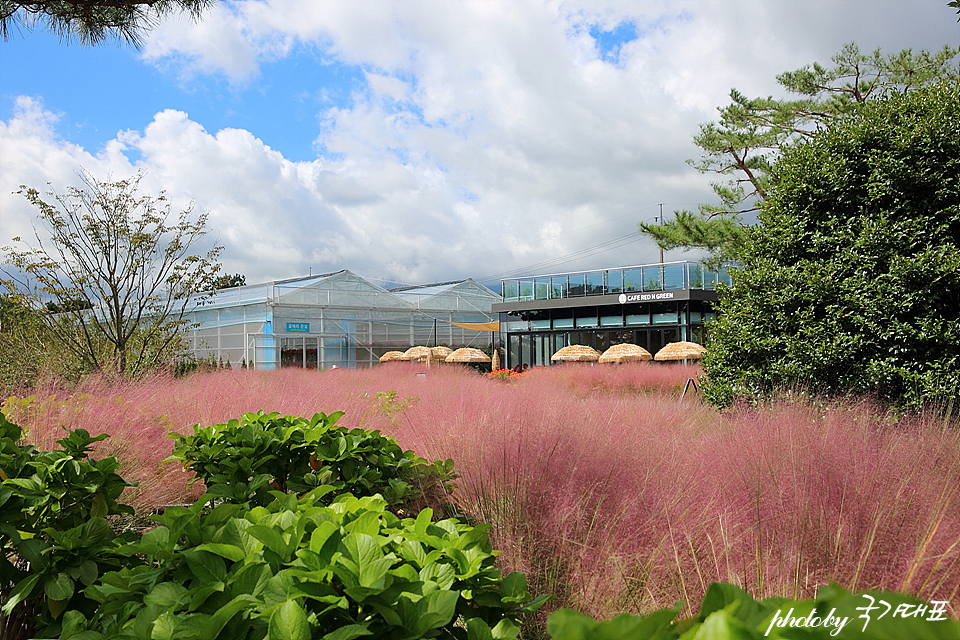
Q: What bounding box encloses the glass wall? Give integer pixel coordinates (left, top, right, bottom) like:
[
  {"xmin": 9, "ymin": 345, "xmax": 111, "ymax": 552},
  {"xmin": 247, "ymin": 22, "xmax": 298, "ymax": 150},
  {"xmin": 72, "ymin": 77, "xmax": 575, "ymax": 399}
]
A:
[
  {"xmin": 500, "ymin": 298, "xmax": 714, "ymax": 369},
  {"xmin": 501, "ymin": 261, "xmax": 731, "ymax": 301}
]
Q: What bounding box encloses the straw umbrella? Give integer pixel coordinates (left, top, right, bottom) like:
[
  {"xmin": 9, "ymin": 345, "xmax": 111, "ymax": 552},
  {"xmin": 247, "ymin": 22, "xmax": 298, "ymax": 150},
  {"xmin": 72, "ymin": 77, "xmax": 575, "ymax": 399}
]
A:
[
  {"xmin": 430, "ymin": 346, "xmax": 453, "ymax": 361},
  {"xmin": 551, "ymin": 345, "xmax": 601, "ymax": 362},
  {"xmin": 378, "ymin": 351, "xmax": 406, "ymax": 363},
  {"xmin": 598, "ymin": 343, "xmax": 652, "ymax": 363},
  {"xmin": 654, "ymin": 341, "xmax": 707, "ymax": 361},
  {"xmin": 491, "ymin": 349, "xmax": 500, "ymax": 371},
  {"xmin": 444, "ymin": 347, "xmax": 491, "ymax": 363},
  {"xmin": 401, "ymin": 346, "xmax": 432, "ymax": 362}
]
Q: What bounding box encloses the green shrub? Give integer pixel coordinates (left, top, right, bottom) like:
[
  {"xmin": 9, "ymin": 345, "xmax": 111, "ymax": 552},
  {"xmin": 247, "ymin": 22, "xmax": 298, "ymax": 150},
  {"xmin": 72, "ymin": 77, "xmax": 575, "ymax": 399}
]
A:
[
  {"xmin": 0, "ymin": 412, "xmax": 138, "ymax": 639},
  {"xmin": 57, "ymin": 488, "xmax": 551, "ymax": 639},
  {"xmin": 702, "ymin": 81, "xmax": 960, "ymax": 410},
  {"xmin": 167, "ymin": 411, "xmax": 457, "ymax": 511}
]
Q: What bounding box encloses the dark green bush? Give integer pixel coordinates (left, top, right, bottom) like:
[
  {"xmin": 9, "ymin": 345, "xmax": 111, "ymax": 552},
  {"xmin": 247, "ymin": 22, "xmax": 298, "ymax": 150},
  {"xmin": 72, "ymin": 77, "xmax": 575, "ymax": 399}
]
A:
[
  {"xmin": 703, "ymin": 81, "xmax": 960, "ymax": 410},
  {"xmin": 167, "ymin": 411, "xmax": 458, "ymax": 511},
  {"xmin": 55, "ymin": 489, "xmax": 551, "ymax": 639},
  {"xmin": 0, "ymin": 412, "xmax": 139, "ymax": 640}
]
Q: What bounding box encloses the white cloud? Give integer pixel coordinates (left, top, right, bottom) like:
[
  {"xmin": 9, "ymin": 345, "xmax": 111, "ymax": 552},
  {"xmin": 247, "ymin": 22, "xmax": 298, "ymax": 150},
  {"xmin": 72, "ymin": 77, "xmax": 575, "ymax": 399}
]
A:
[{"xmin": 3, "ymin": 0, "xmax": 957, "ymax": 286}]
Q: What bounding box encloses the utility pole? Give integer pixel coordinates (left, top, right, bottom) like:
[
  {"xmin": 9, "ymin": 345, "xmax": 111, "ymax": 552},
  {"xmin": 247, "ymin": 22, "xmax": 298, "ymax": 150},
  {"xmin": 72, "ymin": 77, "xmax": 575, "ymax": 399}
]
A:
[{"xmin": 658, "ymin": 203, "xmax": 664, "ymax": 264}]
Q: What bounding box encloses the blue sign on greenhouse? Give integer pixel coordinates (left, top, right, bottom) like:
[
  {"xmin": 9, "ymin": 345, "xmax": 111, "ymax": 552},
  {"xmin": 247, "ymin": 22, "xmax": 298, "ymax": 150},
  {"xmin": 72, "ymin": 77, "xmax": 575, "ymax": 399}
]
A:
[{"xmin": 286, "ymin": 322, "xmax": 310, "ymax": 333}]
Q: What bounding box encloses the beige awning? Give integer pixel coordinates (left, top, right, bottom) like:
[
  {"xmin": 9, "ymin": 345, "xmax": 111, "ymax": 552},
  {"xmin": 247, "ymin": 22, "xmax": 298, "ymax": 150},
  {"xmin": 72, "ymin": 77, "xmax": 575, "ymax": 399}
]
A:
[{"xmin": 444, "ymin": 320, "xmax": 500, "ymax": 331}]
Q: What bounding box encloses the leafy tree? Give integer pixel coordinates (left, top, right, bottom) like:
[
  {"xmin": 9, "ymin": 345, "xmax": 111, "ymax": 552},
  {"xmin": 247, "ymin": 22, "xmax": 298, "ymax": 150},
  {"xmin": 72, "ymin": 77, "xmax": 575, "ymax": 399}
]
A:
[
  {"xmin": 702, "ymin": 80, "xmax": 960, "ymax": 410},
  {"xmin": 640, "ymin": 43, "xmax": 959, "ymax": 266},
  {"xmin": 207, "ymin": 272, "xmax": 246, "ymax": 290},
  {"xmin": 0, "ymin": 0, "xmax": 215, "ymax": 46},
  {"xmin": 2, "ymin": 170, "xmax": 222, "ymax": 377}
]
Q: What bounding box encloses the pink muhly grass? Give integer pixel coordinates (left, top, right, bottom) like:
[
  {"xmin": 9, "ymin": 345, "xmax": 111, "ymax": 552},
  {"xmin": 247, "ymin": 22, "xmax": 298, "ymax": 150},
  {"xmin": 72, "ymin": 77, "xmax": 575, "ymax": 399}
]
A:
[
  {"xmin": 4, "ymin": 364, "xmax": 958, "ymax": 619},
  {"xmin": 538, "ymin": 361, "xmax": 702, "ymax": 397}
]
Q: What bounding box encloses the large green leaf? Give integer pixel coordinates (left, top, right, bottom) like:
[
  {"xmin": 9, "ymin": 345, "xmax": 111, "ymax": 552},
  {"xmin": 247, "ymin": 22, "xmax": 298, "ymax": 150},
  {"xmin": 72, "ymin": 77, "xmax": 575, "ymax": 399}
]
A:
[
  {"xmin": 44, "ymin": 571, "xmax": 75, "ymax": 601},
  {"xmin": 338, "ymin": 532, "xmax": 396, "ymax": 590},
  {"xmin": 321, "ymin": 624, "xmax": 373, "ymax": 640},
  {"xmin": 269, "ymin": 600, "xmax": 311, "ymax": 640}
]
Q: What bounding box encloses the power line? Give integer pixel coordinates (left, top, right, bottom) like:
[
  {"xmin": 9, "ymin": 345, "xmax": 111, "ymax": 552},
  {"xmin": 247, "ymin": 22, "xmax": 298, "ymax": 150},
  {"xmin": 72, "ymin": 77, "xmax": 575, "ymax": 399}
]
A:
[{"xmin": 474, "ymin": 232, "xmax": 642, "ymax": 282}]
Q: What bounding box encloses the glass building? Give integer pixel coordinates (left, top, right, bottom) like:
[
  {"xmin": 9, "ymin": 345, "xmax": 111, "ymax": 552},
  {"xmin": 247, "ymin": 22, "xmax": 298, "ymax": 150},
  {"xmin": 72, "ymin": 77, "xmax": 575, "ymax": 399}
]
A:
[
  {"xmin": 494, "ymin": 261, "xmax": 731, "ymax": 368},
  {"xmin": 182, "ymin": 270, "xmax": 500, "ymax": 369}
]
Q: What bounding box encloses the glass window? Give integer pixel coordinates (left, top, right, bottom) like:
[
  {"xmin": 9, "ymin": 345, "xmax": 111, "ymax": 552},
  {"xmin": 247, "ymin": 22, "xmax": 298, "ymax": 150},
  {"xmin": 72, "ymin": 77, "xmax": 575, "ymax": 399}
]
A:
[
  {"xmin": 586, "ymin": 272, "xmax": 604, "ymax": 296},
  {"xmin": 502, "ymin": 281, "xmax": 518, "ymax": 302},
  {"xmin": 523, "ymin": 310, "xmax": 550, "ymax": 331},
  {"xmin": 626, "ymin": 310, "xmax": 649, "ymax": 325},
  {"xmin": 687, "ymin": 264, "xmax": 704, "ymax": 289},
  {"xmin": 535, "ymin": 279, "xmax": 550, "ymax": 300},
  {"xmin": 704, "ymin": 270, "xmax": 718, "ymax": 289},
  {"xmin": 519, "ymin": 280, "xmax": 534, "ymax": 301},
  {"xmin": 551, "ymin": 307, "xmax": 574, "ymax": 329},
  {"xmin": 719, "ymin": 267, "xmax": 733, "ymax": 287},
  {"xmin": 606, "ymin": 269, "xmax": 623, "ymax": 294},
  {"xmin": 652, "ymin": 302, "xmax": 677, "ymax": 324},
  {"xmin": 623, "ymin": 269, "xmax": 643, "ymax": 292},
  {"xmin": 600, "ymin": 314, "xmax": 622, "ymax": 327},
  {"xmin": 508, "ymin": 334, "xmax": 521, "ymax": 369},
  {"xmin": 550, "ymin": 276, "xmax": 567, "ymax": 299},
  {"xmin": 534, "ymin": 334, "xmax": 550, "ymax": 366},
  {"xmin": 575, "ymin": 306, "xmax": 598, "ymax": 328},
  {"xmin": 643, "ymin": 266, "xmax": 662, "ymax": 291},
  {"xmin": 663, "ymin": 264, "xmax": 684, "ymax": 289},
  {"xmin": 502, "ymin": 313, "xmax": 528, "ymax": 332},
  {"xmin": 568, "ymin": 273, "xmax": 586, "ymax": 297}
]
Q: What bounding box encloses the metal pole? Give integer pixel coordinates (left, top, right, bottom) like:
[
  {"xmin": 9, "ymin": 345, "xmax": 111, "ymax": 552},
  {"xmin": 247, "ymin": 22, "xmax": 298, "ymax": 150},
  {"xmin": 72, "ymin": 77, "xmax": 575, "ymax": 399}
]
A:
[{"xmin": 658, "ymin": 203, "xmax": 664, "ymax": 264}]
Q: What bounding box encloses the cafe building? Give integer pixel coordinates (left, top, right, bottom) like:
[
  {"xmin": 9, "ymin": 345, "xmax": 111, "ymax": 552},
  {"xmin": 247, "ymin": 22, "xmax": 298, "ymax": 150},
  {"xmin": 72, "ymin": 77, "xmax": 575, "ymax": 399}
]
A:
[{"xmin": 493, "ymin": 261, "xmax": 730, "ymax": 369}]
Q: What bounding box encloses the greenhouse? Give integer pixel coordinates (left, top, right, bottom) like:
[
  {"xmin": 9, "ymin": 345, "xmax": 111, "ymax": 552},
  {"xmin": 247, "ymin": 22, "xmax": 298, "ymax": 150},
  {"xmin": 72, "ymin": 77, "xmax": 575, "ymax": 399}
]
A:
[{"xmin": 182, "ymin": 271, "xmax": 500, "ymax": 369}]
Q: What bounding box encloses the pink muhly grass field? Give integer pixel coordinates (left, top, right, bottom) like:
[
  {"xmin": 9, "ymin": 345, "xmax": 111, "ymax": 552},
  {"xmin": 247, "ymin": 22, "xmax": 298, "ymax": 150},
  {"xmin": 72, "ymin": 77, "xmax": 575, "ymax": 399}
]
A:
[{"xmin": 4, "ymin": 363, "xmax": 958, "ymax": 618}]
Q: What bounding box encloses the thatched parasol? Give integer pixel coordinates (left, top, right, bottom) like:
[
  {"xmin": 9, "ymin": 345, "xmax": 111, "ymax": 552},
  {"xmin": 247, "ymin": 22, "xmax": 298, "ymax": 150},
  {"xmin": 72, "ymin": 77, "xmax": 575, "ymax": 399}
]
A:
[
  {"xmin": 598, "ymin": 343, "xmax": 653, "ymax": 363},
  {"xmin": 491, "ymin": 349, "xmax": 500, "ymax": 371},
  {"xmin": 379, "ymin": 351, "xmax": 406, "ymax": 363},
  {"xmin": 551, "ymin": 345, "xmax": 601, "ymax": 362},
  {"xmin": 401, "ymin": 346, "xmax": 432, "ymax": 362},
  {"xmin": 430, "ymin": 346, "xmax": 453, "ymax": 361},
  {"xmin": 654, "ymin": 341, "xmax": 707, "ymax": 361},
  {"xmin": 445, "ymin": 347, "xmax": 491, "ymax": 363}
]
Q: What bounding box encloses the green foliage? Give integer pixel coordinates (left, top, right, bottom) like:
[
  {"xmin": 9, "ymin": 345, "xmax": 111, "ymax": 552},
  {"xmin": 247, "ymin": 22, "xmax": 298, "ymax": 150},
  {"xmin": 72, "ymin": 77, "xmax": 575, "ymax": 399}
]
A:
[
  {"xmin": 2, "ymin": 169, "xmax": 223, "ymax": 377},
  {"xmin": 703, "ymin": 80, "xmax": 960, "ymax": 409},
  {"xmin": 0, "ymin": 0, "xmax": 216, "ymax": 47},
  {"xmin": 59, "ymin": 489, "xmax": 551, "ymax": 639},
  {"xmin": 0, "ymin": 412, "xmax": 138, "ymax": 636},
  {"xmin": 207, "ymin": 273, "xmax": 247, "ymax": 291},
  {"xmin": 168, "ymin": 411, "xmax": 458, "ymax": 510},
  {"xmin": 640, "ymin": 43, "xmax": 959, "ymax": 265},
  {"xmin": 547, "ymin": 582, "xmax": 960, "ymax": 640}
]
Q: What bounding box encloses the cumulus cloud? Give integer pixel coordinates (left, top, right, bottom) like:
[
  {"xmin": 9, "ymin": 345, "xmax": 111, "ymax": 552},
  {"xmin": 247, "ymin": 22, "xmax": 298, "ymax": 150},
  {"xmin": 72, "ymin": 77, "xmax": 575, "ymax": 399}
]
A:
[{"xmin": 3, "ymin": 0, "xmax": 956, "ymax": 286}]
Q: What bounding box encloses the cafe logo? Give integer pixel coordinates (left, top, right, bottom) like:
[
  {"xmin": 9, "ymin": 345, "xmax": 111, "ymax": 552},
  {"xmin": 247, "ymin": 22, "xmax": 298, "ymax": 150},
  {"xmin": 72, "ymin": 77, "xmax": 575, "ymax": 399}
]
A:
[{"xmin": 619, "ymin": 292, "xmax": 674, "ymax": 303}]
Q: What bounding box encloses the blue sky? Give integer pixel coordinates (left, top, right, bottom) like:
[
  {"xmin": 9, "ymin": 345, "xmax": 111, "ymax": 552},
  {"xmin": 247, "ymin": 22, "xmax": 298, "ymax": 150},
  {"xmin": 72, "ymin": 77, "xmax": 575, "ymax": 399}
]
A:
[
  {"xmin": 1, "ymin": 31, "xmax": 364, "ymax": 162},
  {"xmin": 2, "ymin": 1, "xmax": 957, "ymax": 287}
]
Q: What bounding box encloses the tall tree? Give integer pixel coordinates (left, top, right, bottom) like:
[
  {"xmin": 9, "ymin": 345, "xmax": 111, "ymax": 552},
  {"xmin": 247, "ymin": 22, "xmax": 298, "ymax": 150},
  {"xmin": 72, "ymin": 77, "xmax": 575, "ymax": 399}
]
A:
[
  {"xmin": 2, "ymin": 170, "xmax": 222, "ymax": 376},
  {"xmin": 208, "ymin": 273, "xmax": 246, "ymax": 290},
  {"xmin": 701, "ymin": 80, "xmax": 960, "ymax": 410},
  {"xmin": 0, "ymin": 0, "xmax": 215, "ymax": 46},
  {"xmin": 640, "ymin": 43, "xmax": 959, "ymax": 266}
]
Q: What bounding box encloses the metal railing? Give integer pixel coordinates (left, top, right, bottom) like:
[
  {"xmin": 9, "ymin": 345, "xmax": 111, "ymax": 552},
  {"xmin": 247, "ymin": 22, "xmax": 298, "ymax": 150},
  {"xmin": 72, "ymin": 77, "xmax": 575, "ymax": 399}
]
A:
[{"xmin": 500, "ymin": 261, "xmax": 731, "ymax": 303}]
